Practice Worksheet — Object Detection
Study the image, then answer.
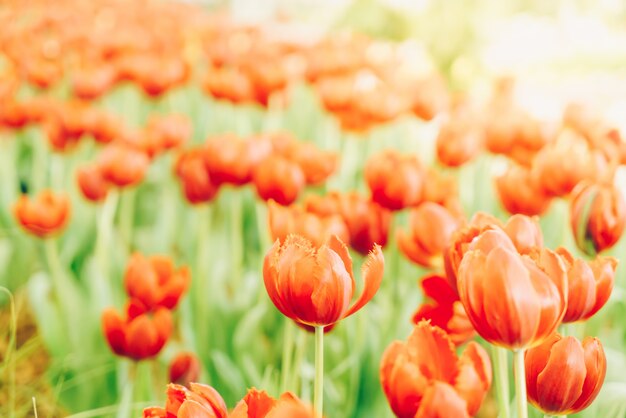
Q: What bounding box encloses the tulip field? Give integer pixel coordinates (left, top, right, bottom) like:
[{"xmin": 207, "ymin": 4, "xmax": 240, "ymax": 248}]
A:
[{"xmin": 3, "ymin": 0, "xmax": 626, "ymax": 417}]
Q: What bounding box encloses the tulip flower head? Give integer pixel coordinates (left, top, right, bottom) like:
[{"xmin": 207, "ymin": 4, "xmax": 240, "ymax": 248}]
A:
[
  {"xmin": 76, "ymin": 165, "xmax": 110, "ymax": 202},
  {"xmin": 496, "ymin": 163, "xmax": 552, "ymax": 216},
  {"xmin": 365, "ymin": 150, "xmax": 424, "ymax": 210},
  {"xmin": 457, "ymin": 229, "xmax": 567, "ymax": 349},
  {"xmin": 570, "ymin": 180, "xmax": 626, "ymax": 255},
  {"xmin": 175, "ymin": 148, "xmax": 219, "ymax": 205},
  {"xmin": 263, "ymin": 234, "xmax": 384, "ymax": 328},
  {"xmin": 253, "ymin": 155, "xmax": 306, "ymax": 206},
  {"xmin": 169, "ymin": 352, "xmax": 201, "ymax": 387},
  {"xmin": 380, "ymin": 321, "xmax": 492, "ymax": 418},
  {"xmin": 124, "ymin": 253, "xmax": 191, "ymax": 311},
  {"xmin": 101, "ymin": 300, "xmax": 172, "ymax": 361},
  {"xmin": 230, "ymin": 388, "xmax": 315, "ymax": 418},
  {"xmin": 412, "ymin": 275, "xmax": 475, "ymax": 346},
  {"xmin": 525, "ymin": 333, "xmax": 606, "ymax": 415},
  {"xmin": 143, "ymin": 382, "xmax": 228, "ymax": 418},
  {"xmin": 397, "ymin": 202, "xmax": 462, "ymax": 268},
  {"xmin": 13, "ymin": 190, "xmax": 70, "ymax": 238},
  {"xmin": 98, "ymin": 143, "xmax": 150, "ymax": 188},
  {"xmin": 555, "ymin": 247, "xmax": 617, "ymax": 323}
]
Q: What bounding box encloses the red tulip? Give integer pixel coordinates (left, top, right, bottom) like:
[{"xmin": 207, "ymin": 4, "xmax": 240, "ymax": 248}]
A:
[
  {"xmin": 412, "ymin": 275, "xmax": 475, "ymax": 346},
  {"xmin": 204, "ymin": 135, "xmax": 272, "ymax": 186},
  {"xmin": 144, "ymin": 382, "xmax": 228, "ymax": 418},
  {"xmin": 13, "ymin": 190, "xmax": 70, "ymax": 238},
  {"xmin": 124, "ymin": 253, "xmax": 191, "ymax": 311},
  {"xmin": 555, "ymin": 247, "xmax": 617, "ymax": 323},
  {"xmin": 457, "ymin": 229, "xmax": 567, "ymax": 349},
  {"xmin": 570, "ymin": 180, "xmax": 626, "ymax": 255},
  {"xmin": 145, "ymin": 114, "xmax": 192, "ymax": 153},
  {"xmin": 397, "ymin": 202, "xmax": 462, "ymax": 268},
  {"xmin": 365, "ymin": 150, "xmax": 424, "ymax": 210},
  {"xmin": 496, "ymin": 164, "xmax": 552, "ymax": 216},
  {"xmin": 230, "ymin": 388, "xmax": 315, "ymax": 418},
  {"xmin": 253, "ymin": 155, "xmax": 306, "ymax": 206},
  {"xmin": 76, "ymin": 165, "xmax": 109, "ymax": 202},
  {"xmin": 263, "ymin": 235, "xmax": 384, "ymax": 328},
  {"xmin": 169, "ymin": 352, "xmax": 201, "ymax": 387},
  {"xmin": 102, "ymin": 300, "xmax": 172, "ymax": 360},
  {"xmin": 436, "ymin": 116, "xmax": 483, "ymax": 167},
  {"xmin": 175, "ymin": 148, "xmax": 219, "ymax": 205},
  {"xmin": 98, "ymin": 143, "xmax": 150, "ymax": 188},
  {"xmin": 525, "ymin": 333, "xmax": 606, "ymax": 415},
  {"xmin": 380, "ymin": 321, "xmax": 491, "ymax": 418}
]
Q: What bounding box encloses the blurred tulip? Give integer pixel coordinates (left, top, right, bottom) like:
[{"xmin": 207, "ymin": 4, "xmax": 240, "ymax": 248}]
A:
[
  {"xmin": 263, "ymin": 235, "xmax": 384, "ymax": 328},
  {"xmin": 175, "ymin": 148, "xmax": 219, "ymax": 204},
  {"xmin": 202, "ymin": 65, "xmax": 255, "ymax": 104},
  {"xmin": 305, "ymin": 191, "xmax": 391, "ymax": 255},
  {"xmin": 169, "ymin": 352, "xmax": 201, "ymax": 387},
  {"xmin": 436, "ymin": 116, "xmax": 483, "ymax": 167},
  {"xmin": 76, "ymin": 165, "xmax": 109, "ymax": 202},
  {"xmin": 253, "ymin": 156, "xmax": 306, "ymax": 205},
  {"xmin": 84, "ymin": 109, "xmax": 122, "ymax": 144},
  {"xmin": 268, "ymin": 200, "xmax": 349, "ymax": 247},
  {"xmin": 496, "ymin": 164, "xmax": 552, "ymax": 216},
  {"xmin": 525, "ymin": 333, "xmax": 606, "ymax": 415},
  {"xmin": 102, "ymin": 300, "xmax": 172, "ymax": 360},
  {"xmin": 72, "ymin": 65, "xmax": 118, "ymax": 100},
  {"xmin": 397, "ymin": 202, "xmax": 462, "ymax": 268},
  {"xmin": 412, "ymin": 275, "xmax": 475, "ymax": 346},
  {"xmin": 204, "ymin": 135, "xmax": 272, "ymax": 186},
  {"xmin": 13, "ymin": 190, "xmax": 70, "ymax": 238},
  {"xmin": 145, "ymin": 114, "xmax": 192, "ymax": 152},
  {"xmin": 365, "ymin": 150, "xmax": 424, "ymax": 210},
  {"xmin": 230, "ymin": 388, "xmax": 315, "ymax": 418},
  {"xmin": 570, "ymin": 181, "xmax": 626, "ymax": 255},
  {"xmin": 555, "ymin": 247, "xmax": 617, "ymax": 323},
  {"xmin": 98, "ymin": 143, "xmax": 150, "ymax": 187},
  {"xmin": 457, "ymin": 229, "xmax": 567, "ymax": 349},
  {"xmin": 531, "ymin": 133, "xmax": 606, "ymax": 197},
  {"xmin": 124, "ymin": 253, "xmax": 191, "ymax": 311},
  {"xmin": 286, "ymin": 142, "xmax": 338, "ymax": 185},
  {"xmin": 407, "ymin": 74, "xmax": 450, "ymax": 121},
  {"xmin": 380, "ymin": 321, "xmax": 491, "ymax": 418},
  {"xmin": 422, "ymin": 168, "xmax": 464, "ymax": 217},
  {"xmin": 144, "ymin": 382, "xmax": 228, "ymax": 418},
  {"xmin": 0, "ymin": 99, "xmax": 29, "ymax": 129}
]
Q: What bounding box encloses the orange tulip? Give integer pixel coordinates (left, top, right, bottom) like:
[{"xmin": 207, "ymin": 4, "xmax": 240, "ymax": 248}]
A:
[
  {"xmin": 397, "ymin": 202, "xmax": 462, "ymax": 268},
  {"xmin": 286, "ymin": 142, "xmax": 338, "ymax": 185},
  {"xmin": 175, "ymin": 148, "xmax": 219, "ymax": 205},
  {"xmin": 268, "ymin": 200, "xmax": 349, "ymax": 247},
  {"xmin": 202, "ymin": 65, "xmax": 255, "ymax": 104},
  {"xmin": 305, "ymin": 191, "xmax": 391, "ymax": 255},
  {"xmin": 263, "ymin": 235, "xmax": 384, "ymax": 328},
  {"xmin": 101, "ymin": 300, "xmax": 172, "ymax": 360},
  {"xmin": 145, "ymin": 114, "xmax": 192, "ymax": 154},
  {"xmin": 380, "ymin": 321, "xmax": 491, "ymax": 418},
  {"xmin": 169, "ymin": 352, "xmax": 201, "ymax": 387},
  {"xmin": 124, "ymin": 253, "xmax": 191, "ymax": 311},
  {"xmin": 98, "ymin": 143, "xmax": 150, "ymax": 187},
  {"xmin": 204, "ymin": 135, "xmax": 272, "ymax": 186},
  {"xmin": 365, "ymin": 150, "xmax": 424, "ymax": 210},
  {"xmin": 495, "ymin": 164, "xmax": 552, "ymax": 216},
  {"xmin": 253, "ymin": 155, "xmax": 306, "ymax": 206},
  {"xmin": 76, "ymin": 165, "xmax": 109, "ymax": 202},
  {"xmin": 444, "ymin": 213, "xmax": 543, "ymax": 290},
  {"xmin": 457, "ymin": 229, "xmax": 567, "ymax": 349},
  {"xmin": 531, "ymin": 133, "xmax": 605, "ymax": 197},
  {"xmin": 84, "ymin": 109, "xmax": 122, "ymax": 144},
  {"xmin": 571, "ymin": 180, "xmax": 626, "ymax": 255},
  {"xmin": 13, "ymin": 190, "xmax": 70, "ymax": 238},
  {"xmin": 412, "ymin": 275, "xmax": 475, "ymax": 346},
  {"xmin": 525, "ymin": 333, "xmax": 606, "ymax": 415},
  {"xmin": 436, "ymin": 116, "xmax": 483, "ymax": 167},
  {"xmin": 555, "ymin": 247, "xmax": 617, "ymax": 323},
  {"xmin": 72, "ymin": 65, "xmax": 118, "ymax": 100},
  {"xmin": 422, "ymin": 168, "xmax": 464, "ymax": 217},
  {"xmin": 230, "ymin": 388, "xmax": 314, "ymax": 418},
  {"xmin": 143, "ymin": 383, "xmax": 228, "ymax": 418}
]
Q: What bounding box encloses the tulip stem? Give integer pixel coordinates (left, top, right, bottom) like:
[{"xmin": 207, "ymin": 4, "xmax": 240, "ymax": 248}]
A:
[
  {"xmin": 492, "ymin": 346, "xmax": 511, "ymax": 418},
  {"xmin": 95, "ymin": 190, "xmax": 119, "ymax": 307},
  {"xmin": 314, "ymin": 326, "xmax": 324, "ymax": 417},
  {"xmin": 229, "ymin": 191, "xmax": 243, "ymax": 296},
  {"xmin": 44, "ymin": 238, "xmax": 77, "ymax": 345},
  {"xmin": 116, "ymin": 362, "xmax": 136, "ymax": 418},
  {"xmin": 290, "ymin": 330, "xmax": 307, "ymax": 391},
  {"xmin": 513, "ymin": 349, "xmax": 528, "ymax": 418},
  {"xmin": 119, "ymin": 189, "xmax": 136, "ymax": 251},
  {"xmin": 280, "ymin": 320, "xmax": 295, "ymax": 392}
]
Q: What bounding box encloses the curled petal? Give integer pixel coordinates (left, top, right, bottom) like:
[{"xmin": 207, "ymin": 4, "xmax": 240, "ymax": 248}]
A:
[{"xmin": 343, "ymin": 244, "xmax": 384, "ymax": 318}]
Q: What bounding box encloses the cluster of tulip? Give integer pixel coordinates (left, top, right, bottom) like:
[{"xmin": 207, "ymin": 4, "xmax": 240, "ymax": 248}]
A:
[{"xmin": 1, "ymin": 0, "xmax": 626, "ymax": 417}]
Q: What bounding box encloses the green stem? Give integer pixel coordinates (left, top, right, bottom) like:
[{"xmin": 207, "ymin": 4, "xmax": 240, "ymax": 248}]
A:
[
  {"xmin": 119, "ymin": 189, "xmax": 136, "ymax": 251},
  {"xmin": 94, "ymin": 190, "xmax": 119, "ymax": 307},
  {"xmin": 514, "ymin": 349, "xmax": 528, "ymax": 418},
  {"xmin": 290, "ymin": 330, "xmax": 307, "ymax": 391},
  {"xmin": 0, "ymin": 287, "xmax": 16, "ymax": 418},
  {"xmin": 314, "ymin": 326, "xmax": 324, "ymax": 417},
  {"xmin": 116, "ymin": 362, "xmax": 137, "ymax": 418},
  {"xmin": 194, "ymin": 205, "xmax": 212, "ymax": 349},
  {"xmin": 229, "ymin": 191, "xmax": 243, "ymax": 297},
  {"xmin": 280, "ymin": 320, "xmax": 295, "ymax": 392},
  {"xmin": 492, "ymin": 346, "xmax": 511, "ymax": 418},
  {"xmin": 256, "ymin": 201, "xmax": 271, "ymax": 251},
  {"xmin": 31, "ymin": 129, "xmax": 47, "ymax": 192}
]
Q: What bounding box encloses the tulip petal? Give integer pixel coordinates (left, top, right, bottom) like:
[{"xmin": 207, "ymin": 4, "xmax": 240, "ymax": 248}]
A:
[
  {"xmin": 343, "ymin": 244, "xmax": 384, "ymax": 318},
  {"xmin": 535, "ymin": 336, "xmax": 586, "ymax": 413},
  {"xmin": 525, "ymin": 333, "xmax": 559, "ymax": 405},
  {"xmin": 569, "ymin": 337, "xmax": 606, "ymax": 412},
  {"xmin": 178, "ymin": 399, "xmax": 218, "ymax": 418},
  {"xmin": 454, "ymin": 342, "xmax": 492, "ymax": 416},
  {"xmin": 414, "ymin": 382, "xmax": 470, "ymax": 418},
  {"xmin": 189, "ymin": 383, "xmax": 228, "ymax": 418}
]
